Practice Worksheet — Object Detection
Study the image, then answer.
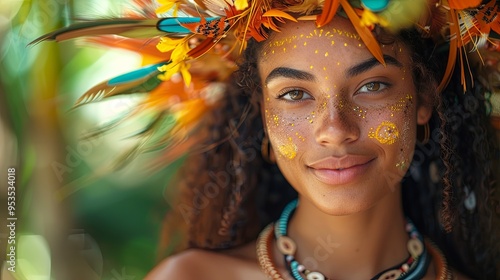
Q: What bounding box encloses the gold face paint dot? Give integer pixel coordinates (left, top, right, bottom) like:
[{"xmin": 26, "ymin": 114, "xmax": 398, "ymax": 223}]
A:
[
  {"xmin": 337, "ymin": 62, "xmax": 340, "ymax": 66},
  {"xmin": 304, "ymin": 42, "xmax": 307, "ymax": 46},
  {"xmin": 315, "ymin": 50, "xmax": 318, "ymax": 54},
  {"xmin": 344, "ymin": 43, "xmax": 348, "ymax": 47},
  {"xmin": 358, "ymin": 43, "xmax": 362, "ymax": 47},
  {"xmin": 283, "ymin": 47, "xmax": 286, "ymax": 52},
  {"xmin": 390, "ymin": 96, "xmax": 412, "ymax": 113},
  {"xmin": 353, "ymin": 106, "xmax": 367, "ymax": 118},
  {"xmin": 273, "ymin": 115, "xmax": 279, "ymax": 126},
  {"xmin": 368, "ymin": 121, "xmax": 400, "ymax": 145},
  {"xmin": 325, "ymin": 76, "xmax": 328, "ymax": 80},
  {"xmin": 325, "ymin": 52, "xmax": 329, "ymax": 57},
  {"xmin": 272, "ymin": 50, "xmax": 275, "ymax": 54},
  {"xmin": 331, "ymin": 40, "xmax": 335, "ymax": 45},
  {"xmin": 396, "ymin": 160, "xmax": 407, "ymax": 170},
  {"xmin": 323, "ymin": 66, "xmax": 327, "ymax": 71},
  {"xmin": 310, "ymin": 65, "xmax": 314, "ymax": 69},
  {"xmin": 294, "ymin": 45, "xmax": 297, "ymax": 49}
]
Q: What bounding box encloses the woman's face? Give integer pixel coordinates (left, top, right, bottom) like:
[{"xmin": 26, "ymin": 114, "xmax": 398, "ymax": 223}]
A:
[{"xmin": 259, "ymin": 18, "xmax": 431, "ymax": 215}]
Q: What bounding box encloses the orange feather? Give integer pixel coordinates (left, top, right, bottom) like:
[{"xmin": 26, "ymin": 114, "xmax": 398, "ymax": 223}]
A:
[
  {"xmin": 340, "ymin": 0, "xmax": 385, "ymax": 66},
  {"xmin": 316, "ymin": 0, "xmax": 340, "ymax": 27}
]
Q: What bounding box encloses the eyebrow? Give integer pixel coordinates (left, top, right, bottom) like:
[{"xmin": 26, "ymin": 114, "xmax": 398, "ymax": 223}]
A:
[
  {"xmin": 265, "ymin": 67, "xmax": 316, "ymax": 85},
  {"xmin": 264, "ymin": 54, "xmax": 403, "ymax": 85},
  {"xmin": 346, "ymin": 55, "xmax": 403, "ymax": 77}
]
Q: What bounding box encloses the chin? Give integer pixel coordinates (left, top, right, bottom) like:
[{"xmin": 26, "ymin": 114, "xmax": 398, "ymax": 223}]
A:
[{"xmin": 303, "ymin": 188, "xmax": 385, "ymax": 216}]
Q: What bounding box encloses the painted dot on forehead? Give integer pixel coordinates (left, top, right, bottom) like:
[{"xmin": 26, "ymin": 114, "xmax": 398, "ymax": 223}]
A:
[
  {"xmin": 325, "ymin": 52, "xmax": 329, "ymax": 57},
  {"xmin": 368, "ymin": 121, "xmax": 400, "ymax": 145}
]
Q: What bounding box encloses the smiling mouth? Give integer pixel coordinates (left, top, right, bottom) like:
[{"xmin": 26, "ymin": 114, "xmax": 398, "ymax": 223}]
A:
[
  {"xmin": 308, "ymin": 155, "xmax": 375, "ymax": 170},
  {"xmin": 307, "ymin": 156, "xmax": 376, "ymax": 185}
]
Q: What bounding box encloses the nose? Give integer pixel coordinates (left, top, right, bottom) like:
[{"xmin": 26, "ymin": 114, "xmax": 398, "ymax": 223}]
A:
[{"xmin": 314, "ymin": 98, "xmax": 360, "ymax": 146}]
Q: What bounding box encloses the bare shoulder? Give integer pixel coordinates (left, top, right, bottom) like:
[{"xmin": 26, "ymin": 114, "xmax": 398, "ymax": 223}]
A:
[
  {"xmin": 144, "ymin": 249, "xmax": 210, "ymax": 280},
  {"xmin": 145, "ymin": 242, "xmax": 265, "ymax": 280}
]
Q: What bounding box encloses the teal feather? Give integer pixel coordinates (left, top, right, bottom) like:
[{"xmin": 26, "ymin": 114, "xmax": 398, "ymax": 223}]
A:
[
  {"xmin": 156, "ymin": 17, "xmax": 220, "ymax": 33},
  {"xmin": 108, "ymin": 63, "xmax": 164, "ymax": 85},
  {"xmin": 73, "ymin": 62, "xmax": 167, "ymax": 108}
]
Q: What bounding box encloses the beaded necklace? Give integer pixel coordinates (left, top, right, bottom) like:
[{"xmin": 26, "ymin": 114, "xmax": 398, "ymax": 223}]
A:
[{"xmin": 256, "ymin": 199, "xmax": 452, "ymax": 280}]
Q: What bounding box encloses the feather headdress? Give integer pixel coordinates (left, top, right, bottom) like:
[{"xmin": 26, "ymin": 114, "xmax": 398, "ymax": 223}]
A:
[{"xmin": 31, "ymin": 0, "xmax": 500, "ymax": 167}]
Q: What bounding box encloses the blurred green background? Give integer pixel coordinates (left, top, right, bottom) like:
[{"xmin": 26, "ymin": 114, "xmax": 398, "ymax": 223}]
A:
[{"xmin": 0, "ymin": 0, "xmax": 180, "ymax": 279}]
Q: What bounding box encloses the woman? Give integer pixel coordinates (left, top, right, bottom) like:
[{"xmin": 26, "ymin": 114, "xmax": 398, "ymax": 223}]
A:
[
  {"xmin": 145, "ymin": 17, "xmax": 498, "ymax": 280},
  {"xmin": 36, "ymin": 0, "xmax": 499, "ymax": 279}
]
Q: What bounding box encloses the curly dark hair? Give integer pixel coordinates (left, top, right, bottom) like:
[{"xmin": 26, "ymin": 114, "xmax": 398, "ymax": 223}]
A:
[{"xmin": 159, "ymin": 27, "xmax": 500, "ymax": 279}]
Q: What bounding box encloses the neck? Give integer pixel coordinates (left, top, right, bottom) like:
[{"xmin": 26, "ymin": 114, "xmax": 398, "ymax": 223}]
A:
[{"xmin": 282, "ymin": 188, "xmax": 409, "ymax": 279}]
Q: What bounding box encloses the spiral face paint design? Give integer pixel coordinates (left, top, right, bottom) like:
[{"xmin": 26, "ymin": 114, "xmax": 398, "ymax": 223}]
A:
[{"xmin": 368, "ymin": 121, "xmax": 400, "ymax": 145}]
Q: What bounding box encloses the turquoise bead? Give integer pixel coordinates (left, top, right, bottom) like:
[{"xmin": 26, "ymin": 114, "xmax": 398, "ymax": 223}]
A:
[{"xmin": 361, "ymin": 0, "xmax": 390, "ymax": 12}]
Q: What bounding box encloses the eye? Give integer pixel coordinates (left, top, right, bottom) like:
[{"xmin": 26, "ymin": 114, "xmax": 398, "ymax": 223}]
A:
[
  {"xmin": 357, "ymin": 82, "xmax": 389, "ymax": 93},
  {"xmin": 279, "ymin": 89, "xmax": 313, "ymax": 101}
]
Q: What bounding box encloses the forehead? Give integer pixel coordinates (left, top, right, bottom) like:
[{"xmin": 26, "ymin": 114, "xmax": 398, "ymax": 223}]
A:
[
  {"xmin": 259, "ymin": 17, "xmax": 407, "ymax": 65},
  {"xmin": 265, "ymin": 18, "xmax": 360, "ymax": 47}
]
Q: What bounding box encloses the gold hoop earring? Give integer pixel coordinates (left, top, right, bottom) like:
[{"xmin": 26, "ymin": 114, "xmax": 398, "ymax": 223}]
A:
[
  {"xmin": 417, "ymin": 122, "xmax": 430, "ymax": 144},
  {"xmin": 261, "ymin": 135, "xmax": 275, "ymax": 163}
]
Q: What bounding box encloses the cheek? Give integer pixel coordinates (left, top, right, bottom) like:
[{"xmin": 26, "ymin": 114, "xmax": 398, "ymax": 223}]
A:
[
  {"xmin": 264, "ymin": 104, "xmax": 311, "ymax": 160},
  {"xmin": 366, "ymin": 94, "xmax": 416, "ymax": 169}
]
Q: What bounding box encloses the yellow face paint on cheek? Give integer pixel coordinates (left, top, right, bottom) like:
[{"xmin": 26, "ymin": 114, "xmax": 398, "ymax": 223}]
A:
[
  {"xmin": 368, "ymin": 121, "xmax": 400, "ymax": 145},
  {"xmin": 390, "ymin": 94, "xmax": 413, "ymax": 114},
  {"xmin": 277, "ymin": 137, "xmax": 297, "ymax": 159}
]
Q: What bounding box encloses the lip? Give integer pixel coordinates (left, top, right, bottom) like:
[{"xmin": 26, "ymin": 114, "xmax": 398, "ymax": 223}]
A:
[{"xmin": 307, "ymin": 155, "xmax": 376, "ymax": 185}]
